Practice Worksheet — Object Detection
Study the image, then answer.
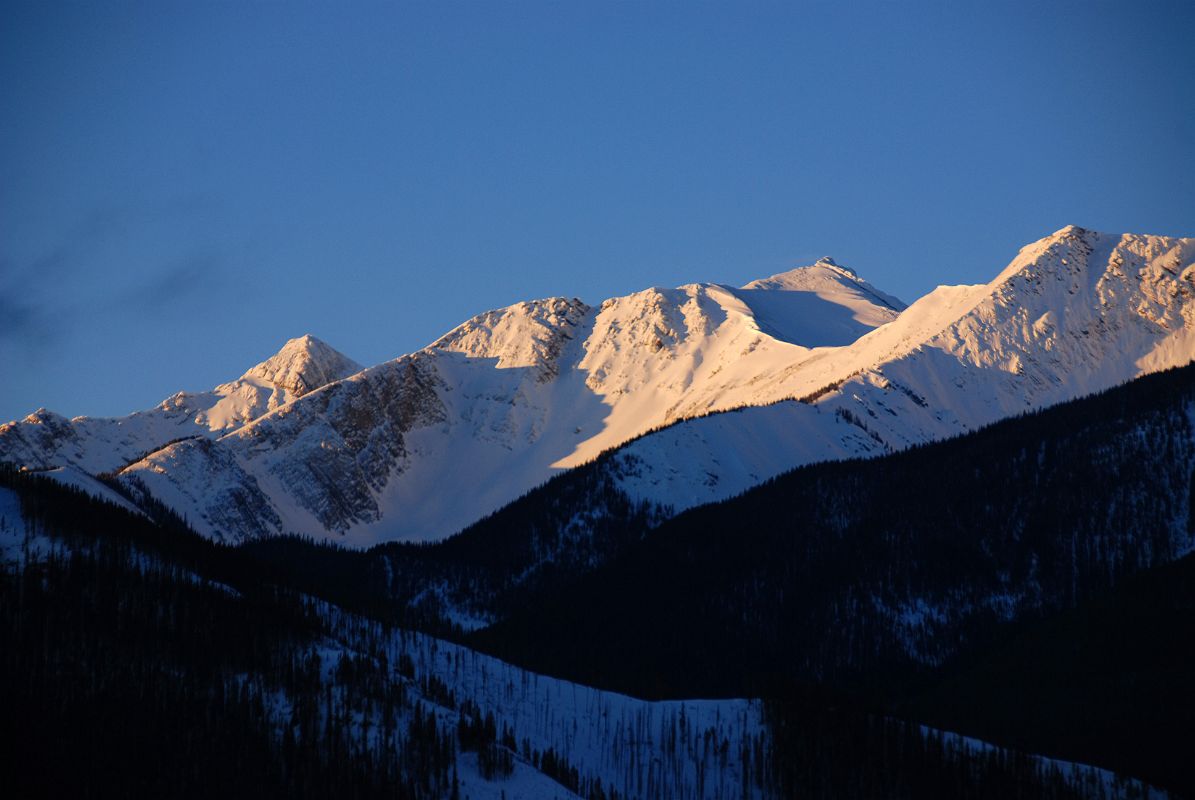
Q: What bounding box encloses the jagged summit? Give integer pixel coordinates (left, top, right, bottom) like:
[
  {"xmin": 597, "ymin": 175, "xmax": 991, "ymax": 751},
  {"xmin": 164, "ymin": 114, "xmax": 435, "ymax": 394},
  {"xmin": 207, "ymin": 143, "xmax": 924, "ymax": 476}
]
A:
[
  {"xmin": 814, "ymin": 255, "xmax": 855, "ymax": 275},
  {"xmin": 0, "ymin": 335, "xmax": 364, "ymax": 474},
  {"xmin": 242, "ymin": 334, "xmax": 363, "ymax": 397},
  {"xmin": 430, "ymin": 298, "xmax": 590, "ymax": 376},
  {"xmin": 743, "ymin": 259, "xmax": 853, "ymax": 291},
  {"xmin": 740, "ymin": 258, "xmax": 902, "ymax": 310},
  {"xmin": 989, "ymin": 223, "xmax": 1184, "ymax": 292},
  {"xmin": 23, "ymin": 408, "xmax": 64, "ymax": 424}
]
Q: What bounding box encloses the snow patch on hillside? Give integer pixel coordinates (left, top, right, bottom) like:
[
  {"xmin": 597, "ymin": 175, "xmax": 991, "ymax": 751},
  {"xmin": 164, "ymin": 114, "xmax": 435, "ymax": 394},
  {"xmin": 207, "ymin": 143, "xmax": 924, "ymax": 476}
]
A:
[{"xmin": 40, "ymin": 465, "xmax": 145, "ymax": 516}]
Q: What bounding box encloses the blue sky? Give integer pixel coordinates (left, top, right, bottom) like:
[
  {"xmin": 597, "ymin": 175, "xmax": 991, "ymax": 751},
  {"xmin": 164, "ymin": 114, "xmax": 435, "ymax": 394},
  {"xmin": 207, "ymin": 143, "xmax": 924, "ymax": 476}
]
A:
[{"xmin": 3, "ymin": 0, "xmax": 1193, "ymax": 421}]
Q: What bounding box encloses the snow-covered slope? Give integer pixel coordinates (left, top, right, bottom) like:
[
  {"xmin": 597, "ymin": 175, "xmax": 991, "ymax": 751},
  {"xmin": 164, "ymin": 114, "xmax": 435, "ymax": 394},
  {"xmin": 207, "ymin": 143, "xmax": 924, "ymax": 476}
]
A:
[
  {"xmin": 5, "ymin": 472, "xmax": 1156, "ymax": 800},
  {"xmin": 611, "ymin": 226, "xmax": 1195, "ymax": 511},
  {"xmin": 0, "ymin": 335, "xmax": 362, "ymax": 474},
  {"xmin": 5, "ymin": 226, "xmax": 1193, "ymax": 546},
  {"xmin": 111, "ymin": 261, "xmax": 905, "ymax": 543}
]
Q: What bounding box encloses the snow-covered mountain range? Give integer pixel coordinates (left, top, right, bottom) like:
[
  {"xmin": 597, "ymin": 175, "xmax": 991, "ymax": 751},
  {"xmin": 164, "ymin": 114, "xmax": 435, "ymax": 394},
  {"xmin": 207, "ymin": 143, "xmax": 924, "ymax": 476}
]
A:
[
  {"xmin": 2, "ymin": 226, "xmax": 1192, "ymax": 545},
  {"xmin": 0, "ymin": 334, "xmax": 362, "ymax": 474}
]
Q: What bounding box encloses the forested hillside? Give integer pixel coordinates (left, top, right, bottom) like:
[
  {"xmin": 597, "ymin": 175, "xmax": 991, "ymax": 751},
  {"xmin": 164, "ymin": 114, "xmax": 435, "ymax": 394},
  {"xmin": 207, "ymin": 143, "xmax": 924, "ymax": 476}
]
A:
[
  {"xmin": 1, "ymin": 468, "xmax": 1146, "ymax": 799},
  {"xmin": 8, "ymin": 361, "xmax": 1192, "ymax": 797},
  {"xmin": 902, "ymin": 552, "xmax": 1195, "ymax": 796},
  {"xmin": 467, "ymin": 364, "xmax": 1195, "ymax": 796},
  {"xmin": 240, "ymin": 362, "xmax": 1195, "ymax": 677},
  {"xmin": 467, "ymin": 363, "xmax": 1194, "ymax": 691},
  {"xmin": 237, "ymin": 440, "xmax": 672, "ymax": 636}
]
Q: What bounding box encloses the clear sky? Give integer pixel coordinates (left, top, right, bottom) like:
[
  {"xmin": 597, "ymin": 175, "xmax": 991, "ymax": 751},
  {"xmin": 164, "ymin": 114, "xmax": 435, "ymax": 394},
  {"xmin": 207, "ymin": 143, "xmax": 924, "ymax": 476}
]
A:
[{"xmin": 3, "ymin": 0, "xmax": 1193, "ymax": 422}]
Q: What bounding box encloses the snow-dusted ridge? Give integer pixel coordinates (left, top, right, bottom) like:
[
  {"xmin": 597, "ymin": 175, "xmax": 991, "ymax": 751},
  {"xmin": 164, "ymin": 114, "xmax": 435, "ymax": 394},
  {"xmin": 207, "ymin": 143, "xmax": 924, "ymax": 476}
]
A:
[
  {"xmin": 3, "ymin": 226, "xmax": 1194, "ymax": 545},
  {"xmin": 0, "ymin": 334, "xmax": 362, "ymax": 476},
  {"xmin": 608, "ymin": 226, "xmax": 1195, "ymax": 512},
  {"xmin": 110, "ymin": 257, "xmax": 908, "ymax": 543}
]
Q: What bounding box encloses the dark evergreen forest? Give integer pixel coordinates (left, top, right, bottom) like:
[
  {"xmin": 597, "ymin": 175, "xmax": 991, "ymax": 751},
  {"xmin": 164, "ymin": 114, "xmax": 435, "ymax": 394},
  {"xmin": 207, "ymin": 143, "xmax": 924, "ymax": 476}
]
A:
[
  {"xmin": 0, "ymin": 471, "xmax": 457, "ymax": 799},
  {"xmin": 0, "ymin": 469, "xmax": 1149, "ymax": 797},
  {"xmin": 223, "ymin": 363, "xmax": 1195, "ymax": 796},
  {"xmin": 4, "ymin": 363, "xmax": 1194, "ymax": 797},
  {"xmin": 468, "ymin": 364, "xmax": 1195, "ymax": 796}
]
